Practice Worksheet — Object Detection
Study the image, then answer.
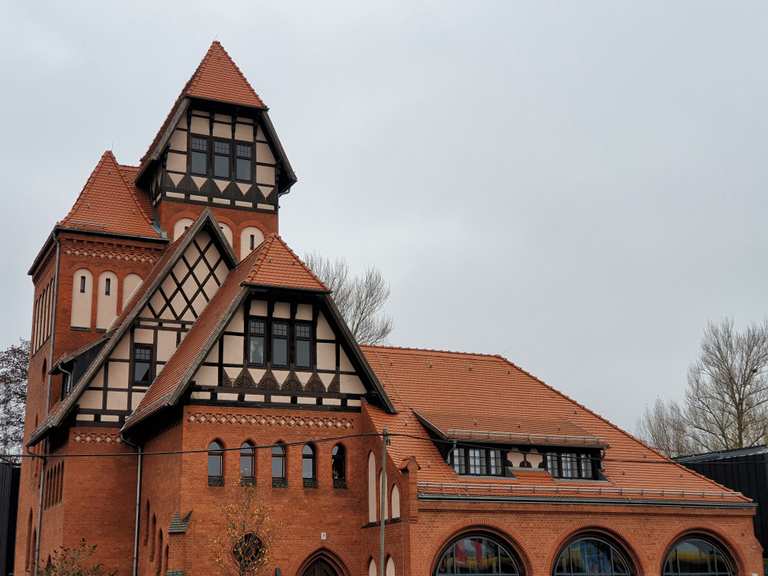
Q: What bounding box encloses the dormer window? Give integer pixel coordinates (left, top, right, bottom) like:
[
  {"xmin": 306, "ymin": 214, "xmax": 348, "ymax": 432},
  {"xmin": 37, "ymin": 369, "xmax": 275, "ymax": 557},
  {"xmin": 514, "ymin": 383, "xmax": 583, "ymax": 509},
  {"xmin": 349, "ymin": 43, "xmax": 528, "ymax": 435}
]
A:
[
  {"xmin": 450, "ymin": 446, "xmax": 508, "ymax": 477},
  {"xmin": 544, "ymin": 451, "xmax": 599, "ymax": 480},
  {"xmin": 190, "ymin": 137, "xmax": 208, "ymax": 175}
]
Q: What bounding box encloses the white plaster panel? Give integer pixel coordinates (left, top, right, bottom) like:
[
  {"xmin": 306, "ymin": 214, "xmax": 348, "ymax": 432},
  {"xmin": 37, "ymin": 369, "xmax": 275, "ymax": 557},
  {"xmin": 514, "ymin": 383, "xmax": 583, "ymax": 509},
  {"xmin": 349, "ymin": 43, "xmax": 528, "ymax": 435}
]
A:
[
  {"xmin": 296, "ymin": 304, "xmax": 312, "ymax": 321},
  {"xmin": 173, "ymin": 218, "xmax": 194, "ymax": 241},
  {"xmin": 79, "ymin": 390, "xmax": 102, "ymax": 410},
  {"xmin": 170, "ymin": 129, "xmax": 187, "ymax": 151},
  {"xmin": 166, "ymin": 152, "xmax": 187, "ymax": 173},
  {"xmin": 250, "ymin": 300, "xmax": 267, "ymax": 316},
  {"xmin": 297, "ymin": 397, "xmax": 316, "ymax": 405},
  {"xmin": 235, "ymin": 123, "xmax": 254, "ymax": 141},
  {"xmin": 244, "ymin": 394, "xmax": 265, "ymax": 402},
  {"xmin": 323, "ymin": 398, "xmax": 341, "ymax": 406},
  {"xmin": 340, "ymin": 374, "xmax": 365, "ymax": 394},
  {"xmin": 256, "ymin": 142, "xmax": 274, "ymax": 164},
  {"xmin": 317, "ymin": 343, "xmax": 335, "ymax": 371},
  {"xmin": 205, "ymin": 347, "xmax": 219, "ymax": 363},
  {"xmin": 194, "ymin": 366, "xmax": 218, "ymax": 387},
  {"xmin": 228, "ymin": 307, "xmax": 244, "ymax": 332},
  {"xmin": 96, "ymin": 272, "xmax": 118, "ymax": 330},
  {"xmin": 90, "ymin": 368, "xmax": 104, "ymax": 389},
  {"xmin": 156, "ymin": 330, "xmax": 177, "ymax": 363},
  {"xmin": 217, "ymin": 392, "xmax": 239, "ymax": 401},
  {"xmin": 70, "ymin": 269, "xmax": 92, "ymax": 329},
  {"xmin": 223, "ymin": 335, "xmax": 244, "ymax": 364},
  {"xmin": 256, "ymin": 164, "xmax": 275, "ymax": 185},
  {"xmin": 106, "ymin": 391, "xmax": 128, "ymax": 411},
  {"xmin": 339, "ymin": 349, "xmax": 353, "ymax": 372},
  {"xmin": 273, "ymin": 302, "xmax": 290, "ymax": 319},
  {"xmin": 134, "ymin": 328, "xmax": 154, "ymax": 345},
  {"xmin": 316, "ymin": 313, "xmax": 333, "ymax": 339},
  {"xmin": 213, "ymin": 122, "xmax": 231, "ymax": 139},
  {"xmin": 248, "ymin": 368, "xmax": 265, "ymax": 383},
  {"xmin": 122, "ymin": 274, "xmax": 143, "ymax": 308},
  {"xmin": 107, "ymin": 362, "xmax": 129, "ymax": 389},
  {"xmin": 190, "ymin": 116, "xmax": 209, "ymax": 135},
  {"xmin": 272, "ymin": 370, "xmax": 289, "ymax": 385},
  {"xmin": 112, "ymin": 336, "xmax": 130, "ymax": 361},
  {"xmin": 191, "ymin": 391, "xmax": 211, "ymax": 400},
  {"xmin": 131, "ymin": 392, "xmax": 145, "ymax": 410},
  {"xmin": 271, "ymin": 395, "xmax": 291, "ymax": 403}
]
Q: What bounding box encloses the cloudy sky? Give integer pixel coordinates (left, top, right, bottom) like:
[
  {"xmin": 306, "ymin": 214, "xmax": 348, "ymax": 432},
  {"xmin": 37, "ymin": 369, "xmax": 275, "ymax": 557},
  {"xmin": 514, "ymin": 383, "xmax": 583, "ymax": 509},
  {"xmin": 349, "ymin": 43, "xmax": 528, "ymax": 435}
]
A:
[{"xmin": 1, "ymin": 1, "xmax": 766, "ymax": 431}]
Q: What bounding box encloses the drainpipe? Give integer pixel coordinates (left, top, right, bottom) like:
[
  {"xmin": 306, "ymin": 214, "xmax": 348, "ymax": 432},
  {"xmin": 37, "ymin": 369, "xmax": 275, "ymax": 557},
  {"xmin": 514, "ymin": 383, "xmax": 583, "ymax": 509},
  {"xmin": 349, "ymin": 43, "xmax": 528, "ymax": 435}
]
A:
[
  {"xmin": 379, "ymin": 429, "xmax": 389, "ymax": 576},
  {"xmin": 33, "ymin": 449, "xmax": 47, "ymax": 576},
  {"xmin": 44, "ymin": 235, "xmax": 61, "ymax": 411},
  {"xmin": 122, "ymin": 435, "xmax": 143, "ymax": 576}
]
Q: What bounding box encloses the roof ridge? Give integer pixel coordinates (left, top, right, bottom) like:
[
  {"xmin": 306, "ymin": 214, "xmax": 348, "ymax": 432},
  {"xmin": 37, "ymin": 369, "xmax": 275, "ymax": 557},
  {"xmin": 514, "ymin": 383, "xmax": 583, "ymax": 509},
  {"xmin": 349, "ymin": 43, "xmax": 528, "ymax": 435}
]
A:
[
  {"xmin": 361, "ymin": 343, "xmax": 502, "ymax": 359},
  {"xmin": 60, "ymin": 150, "xmax": 111, "ymax": 224},
  {"xmin": 272, "ymin": 234, "xmax": 328, "ymax": 290}
]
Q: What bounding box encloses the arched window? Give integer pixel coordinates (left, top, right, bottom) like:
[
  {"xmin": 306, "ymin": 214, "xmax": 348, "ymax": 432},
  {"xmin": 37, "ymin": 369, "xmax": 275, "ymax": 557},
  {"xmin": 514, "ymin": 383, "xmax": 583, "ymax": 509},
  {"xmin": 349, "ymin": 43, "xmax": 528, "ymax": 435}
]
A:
[
  {"xmin": 240, "ymin": 441, "xmax": 255, "ymax": 485},
  {"xmin": 663, "ymin": 536, "xmax": 735, "ymax": 575},
  {"xmin": 332, "ymin": 444, "xmax": 346, "ymax": 488},
  {"xmin": 163, "ymin": 544, "xmax": 169, "ymax": 576},
  {"xmin": 96, "ymin": 271, "xmax": 118, "ymax": 329},
  {"xmin": 379, "ymin": 470, "xmax": 388, "ymax": 519},
  {"xmin": 123, "ymin": 273, "xmax": 143, "ymax": 308},
  {"xmin": 208, "ymin": 441, "xmax": 224, "ymax": 486},
  {"xmin": 435, "ymin": 533, "xmax": 524, "ymax": 575},
  {"xmin": 25, "ymin": 510, "xmax": 32, "ymax": 570},
  {"xmin": 386, "ymin": 557, "xmax": 396, "ymax": 576},
  {"xmin": 150, "ymin": 514, "xmax": 156, "ymax": 561},
  {"xmin": 554, "ymin": 534, "xmax": 634, "ymax": 576},
  {"xmin": 302, "ymin": 444, "xmax": 317, "ymax": 488},
  {"xmin": 368, "ymin": 558, "xmax": 377, "ymax": 576},
  {"xmin": 156, "ymin": 531, "xmax": 163, "ymax": 576},
  {"xmin": 71, "ymin": 269, "xmax": 93, "ymax": 328},
  {"xmin": 272, "ymin": 442, "xmax": 286, "ymax": 487},
  {"xmin": 144, "ymin": 501, "xmax": 150, "ymax": 545},
  {"xmin": 173, "ymin": 218, "xmax": 194, "ymax": 241},
  {"xmin": 391, "ymin": 484, "xmax": 401, "ymax": 519},
  {"xmin": 219, "ymin": 223, "xmax": 233, "ymax": 247},
  {"xmin": 239, "ymin": 227, "xmax": 265, "ymax": 260},
  {"xmin": 368, "ymin": 452, "xmax": 377, "ymax": 522}
]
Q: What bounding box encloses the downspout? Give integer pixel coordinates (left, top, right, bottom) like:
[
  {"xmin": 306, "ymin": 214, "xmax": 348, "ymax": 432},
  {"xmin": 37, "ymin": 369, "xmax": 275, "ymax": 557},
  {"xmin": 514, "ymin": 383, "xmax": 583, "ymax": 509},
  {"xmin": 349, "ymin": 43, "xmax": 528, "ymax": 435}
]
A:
[
  {"xmin": 379, "ymin": 429, "xmax": 389, "ymax": 576},
  {"xmin": 122, "ymin": 435, "xmax": 143, "ymax": 576},
  {"xmin": 33, "ymin": 450, "xmax": 46, "ymax": 576}
]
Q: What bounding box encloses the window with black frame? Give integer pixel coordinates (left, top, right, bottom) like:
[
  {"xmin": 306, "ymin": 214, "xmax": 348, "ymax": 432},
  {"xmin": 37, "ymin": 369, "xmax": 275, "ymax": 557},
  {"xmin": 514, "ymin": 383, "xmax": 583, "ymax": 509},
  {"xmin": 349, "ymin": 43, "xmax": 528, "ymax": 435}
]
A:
[
  {"xmin": 207, "ymin": 441, "xmax": 224, "ymax": 486},
  {"xmin": 240, "ymin": 442, "xmax": 255, "ymax": 485},
  {"xmin": 190, "ymin": 137, "xmax": 208, "ymax": 175},
  {"xmin": 247, "ymin": 318, "xmax": 266, "ymax": 365},
  {"xmin": 272, "ymin": 443, "xmax": 287, "ymax": 487},
  {"xmin": 450, "ymin": 446, "xmax": 508, "ymax": 477},
  {"xmin": 332, "ymin": 444, "xmax": 346, "ymax": 488},
  {"xmin": 213, "ymin": 140, "xmax": 231, "ymax": 178},
  {"xmin": 553, "ymin": 535, "xmax": 634, "ymax": 576},
  {"xmin": 271, "ymin": 321, "xmax": 289, "ymax": 367},
  {"xmin": 133, "ymin": 344, "xmax": 154, "ymax": 387},
  {"xmin": 294, "ymin": 321, "xmax": 312, "ymax": 369},
  {"xmin": 662, "ymin": 537, "xmax": 735, "ymax": 576},
  {"xmin": 235, "ymin": 143, "xmax": 252, "ymax": 181},
  {"xmin": 434, "ymin": 533, "xmax": 524, "ymax": 575},
  {"xmin": 302, "ymin": 444, "xmax": 317, "ymax": 488},
  {"xmin": 545, "ymin": 451, "xmax": 599, "ymax": 480}
]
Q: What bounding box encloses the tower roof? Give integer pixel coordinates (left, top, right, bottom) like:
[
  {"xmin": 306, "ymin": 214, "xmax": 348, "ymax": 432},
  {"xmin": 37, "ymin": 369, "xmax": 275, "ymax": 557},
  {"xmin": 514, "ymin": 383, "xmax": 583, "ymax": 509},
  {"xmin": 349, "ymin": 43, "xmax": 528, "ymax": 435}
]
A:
[
  {"xmin": 244, "ymin": 234, "xmax": 329, "ymax": 292},
  {"xmin": 59, "ymin": 151, "xmax": 160, "ymax": 239}
]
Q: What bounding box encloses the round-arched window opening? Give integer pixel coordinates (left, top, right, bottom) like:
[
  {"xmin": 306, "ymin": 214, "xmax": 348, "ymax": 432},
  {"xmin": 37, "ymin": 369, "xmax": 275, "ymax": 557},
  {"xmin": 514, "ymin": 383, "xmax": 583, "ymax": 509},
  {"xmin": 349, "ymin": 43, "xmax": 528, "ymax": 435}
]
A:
[
  {"xmin": 663, "ymin": 536, "xmax": 736, "ymax": 575},
  {"xmin": 233, "ymin": 533, "xmax": 265, "ymax": 572},
  {"xmin": 553, "ymin": 534, "xmax": 634, "ymax": 576},
  {"xmin": 435, "ymin": 533, "xmax": 524, "ymax": 575}
]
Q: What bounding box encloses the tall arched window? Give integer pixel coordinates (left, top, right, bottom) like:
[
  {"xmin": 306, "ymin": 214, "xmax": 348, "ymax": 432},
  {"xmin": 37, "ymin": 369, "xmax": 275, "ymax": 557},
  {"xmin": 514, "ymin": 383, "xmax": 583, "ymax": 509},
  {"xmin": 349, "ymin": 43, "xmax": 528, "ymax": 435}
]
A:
[
  {"xmin": 218, "ymin": 223, "xmax": 233, "ymax": 247},
  {"xmin": 240, "ymin": 227, "xmax": 265, "ymax": 260},
  {"xmin": 386, "ymin": 557, "xmax": 396, "ymax": 576},
  {"xmin": 302, "ymin": 444, "xmax": 317, "ymax": 487},
  {"xmin": 368, "ymin": 558, "xmax": 377, "ymax": 576},
  {"xmin": 663, "ymin": 536, "xmax": 735, "ymax": 575},
  {"xmin": 173, "ymin": 218, "xmax": 194, "ymax": 240},
  {"xmin": 96, "ymin": 271, "xmax": 118, "ymax": 329},
  {"xmin": 123, "ymin": 273, "xmax": 143, "ymax": 308},
  {"xmin": 379, "ymin": 470, "xmax": 388, "ymax": 519},
  {"xmin": 208, "ymin": 440, "xmax": 224, "ymax": 486},
  {"xmin": 391, "ymin": 484, "xmax": 401, "ymax": 519},
  {"xmin": 272, "ymin": 442, "xmax": 286, "ymax": 487},
  {"xmin": 240, "ymin": 441, "xmax": 255, "ymax": 485},
  {"xmin": 156, "ymin": 531, "xmax": 163, "ymax": 576},
  {"xmin": 368, "ymin": 452, "xmax": 377, "ymax": 523},
  {"xmin": 25, "ymin": 510, "xmax": 32, "ymax": 570},
  {"xmin": 150, "ymin": 514, "xmax": 156, "ymax": 561},
  {"xmin": 554, "ymin": 534, "xmax": 634, "ymax": 576},
  {"xmin": 332, "ymin": 444, "xmax": 346, "ymax": 488},
  {"xmin": 435, "ymin": 533, "xmax": 524, "ymax": 575},
  {"xmin": 71, "ymin": 269, "xmax": 93, "ymax": 328},
  {"xmin": 163, "ymin": 545, "xmax": 169, "ymax": 576}
]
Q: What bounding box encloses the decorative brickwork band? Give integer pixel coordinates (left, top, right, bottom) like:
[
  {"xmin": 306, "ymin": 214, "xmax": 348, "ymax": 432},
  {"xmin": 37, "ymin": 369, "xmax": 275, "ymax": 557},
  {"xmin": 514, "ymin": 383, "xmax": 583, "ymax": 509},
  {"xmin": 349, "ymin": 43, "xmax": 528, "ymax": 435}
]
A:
[
  {"xmin": 187, "ymin": 411, "xmax": 354, "ymax": 429},
  {"xmin": 72, "ymin": 431, "xmax": 123, "ymax": 444}
]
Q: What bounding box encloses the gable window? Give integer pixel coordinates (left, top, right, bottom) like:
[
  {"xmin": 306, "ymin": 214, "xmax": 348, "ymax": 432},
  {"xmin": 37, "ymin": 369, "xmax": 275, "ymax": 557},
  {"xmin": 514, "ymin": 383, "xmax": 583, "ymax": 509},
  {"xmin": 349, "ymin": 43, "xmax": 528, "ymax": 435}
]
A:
[
  {"xmin": 240, "ymin": 442, "xmax": 255, "ymax": 485},
  {"xmin": 213, "ymin": 141, "xmax": 231, "ymax": 178},
  {"xmin": 271, "ymin": 321, "xmax": 289, "ymax": 367},
  {"xmin": 236, "ymin": 143, "xmax": 252, "ymax": 181},
  {"xmin": 545, "ymin": 451, "xmax": 599, "ymax": 480},
  {"xmin": 450, "ymin": 446, "xmax": 507, "ymax": 477},
  {"xmin": 247, "ymin": 318, "xmax": 266, "ymax": 365},
  {"xmin": 272, "ymin": 442, "xmax": 287, "ymax": 488},
  {"xmin": 294, "ymin": 322, "xmax": 312, "ymax": 369},
  {"xmin": 190, "ymin": 137, "xmax": 208, "ymax": 175},
  {"xmin": 132, "ymin": 344, "xmax": 154, "ymax": 386},
  {"xmin": 207, "ymin": 441, "xmax": 224, "ymax": 486},
  {"xmin": 332, "ymin": 444, "xmax": 346, "ymax": 488},
  {"xmin": 302, "ymin": 444, "xmax": 317, "ymax": 488}
]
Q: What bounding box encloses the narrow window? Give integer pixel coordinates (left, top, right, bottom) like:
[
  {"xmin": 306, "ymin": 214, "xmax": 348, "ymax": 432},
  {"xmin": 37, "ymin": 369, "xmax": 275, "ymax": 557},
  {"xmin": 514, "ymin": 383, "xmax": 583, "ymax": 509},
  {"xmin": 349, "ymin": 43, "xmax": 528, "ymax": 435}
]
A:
[
  {"xmin": 451, "ymin": 447, "xmax": 467, "ymax": 475},
  {"xmin": 271, "ymin": 443, "xmax": 286, "ymax": 487},
  {"xmin": 190, "ymin": 137, "xmax": 208, "ymax": 175},
  {"xmin": 294, "ymin": 322, "xmax": 312, "ymax": 369},
  {"xmin": 104, "ymin": 277, "xmax": 111, "ymax": 296},
  {"xmin": 79, "ymin": 275, "xmax": 86, "ymax": 293},
  {"xmin": 247, "ymin": 318, "xmax": 265, "ymax": 365},
  {"xmin": 249, "ymin": 234, "xmax": 255, "ymax": 250},
  {"xmin": 302, "ymin": 444, "xmax": 316, "ymax": 488},
  {"xmin": 213, "ymin": 141, "xmax": 231, "ymax": 178},
  {"xmin": 208, "ymin": 441, "xmax": 224, "ymax": 486},
  {"xmin": 156, "ymin": 531, "xmax": 163, "ymax": 576},
  {"xmin": 271, "ymin": 321, "xmax": 288, "ymax": 367},
  {"xmin": 132, "ymin": 344, "xmax": 154, "ymax": 386},
  {"xmin": 332, "ymin": 444, "xmax": 346, "ymax": 488},
  {"xmin": 236, "ymin": 143, "xmax": 252, "ymax": 181},
  {"xmin": 150, "ymin": 515, "xmax": 156, "ymax": 561},
  {"xmin": 240, "ymin": 442, "xmax": 255, "ymax": 485}
]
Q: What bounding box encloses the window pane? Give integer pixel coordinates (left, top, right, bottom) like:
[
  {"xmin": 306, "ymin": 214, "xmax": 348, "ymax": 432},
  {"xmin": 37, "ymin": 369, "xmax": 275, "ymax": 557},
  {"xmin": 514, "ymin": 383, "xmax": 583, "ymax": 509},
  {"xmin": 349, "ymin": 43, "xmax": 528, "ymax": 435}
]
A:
[
  {"xmin": 273, "ymin": 322, "xmax": 288, "ymax": 337},
  {"xmin": 249, "ymin": 319, "xmax": 265, "ymax": 335},
  {"xmin": 214, "ymin": 141, "xmax": 230, "ymax": 155},
  {"xmin": 302, "ymin": 445, "xmax": 315, "ymax": 480},
  {"xmin": 190, "ymin": 150, "xmax": 207, "ymax": 175},
  {"xmin": 191, "ymin": 137, "xmax": 208, "ymax": 152},
  {"xmin": 214, "ymin": 154, "xmax": 230, "ymax": 178},
  {"xmin": 271, "ymin": 446, "xmax": 285, "ymax": 478},
  {"xmin": 248, "ymin": 336, "xmax": 264, "ymax": 365},
  {"xmin": 332, "ymin": 445, "xmax": 345, "ymax": 480},
  {"xmin": 236, "ymin": 143, "xmax": 252, "ymax": 158},
  {"xmin": 240, "ymin": 444, "xmax": 254, "ymax": 478},
  {"xmin": 236, "ymin": 158, "xmax": 251, "ymax": 180},
  {"xmin": 296, "ymin": 324, "xmax": 311, "ymax": 338},
  {"xmin": 296, "ymin": 340, "xmax": 311, "ymax": 368}
]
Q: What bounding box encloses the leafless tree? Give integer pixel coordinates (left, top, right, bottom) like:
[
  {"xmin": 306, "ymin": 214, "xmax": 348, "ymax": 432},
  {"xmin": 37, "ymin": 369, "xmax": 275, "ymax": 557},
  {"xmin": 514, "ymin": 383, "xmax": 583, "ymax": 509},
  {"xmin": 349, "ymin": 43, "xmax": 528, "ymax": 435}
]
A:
[
  {"xmin": 40, "ymin": 539, "xmax": 115, "ymax": 576},
  {"xmin": 0, "ymin": 339, "xmax": 29, "ymax": 460},
  {"xmin": 304, "ymin": 254, "xmax": 392, "ymax": 345},
  {"xmin": 637, "ymin": 398, "xmax": 693, "ymax": 457},
  {"xmin": 212, "ymin": 485, "xmax": 273, "ymax": 576},
  {"xmin": 638, "ymin": 319, "xmax": 768, "ymax": 456}
]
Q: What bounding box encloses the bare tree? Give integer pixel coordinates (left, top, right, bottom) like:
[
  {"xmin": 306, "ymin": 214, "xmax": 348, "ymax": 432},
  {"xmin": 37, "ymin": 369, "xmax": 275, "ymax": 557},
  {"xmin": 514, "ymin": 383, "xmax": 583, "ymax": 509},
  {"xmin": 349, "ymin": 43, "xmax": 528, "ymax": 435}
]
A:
[
  {"xmin": 637, "ymin": 398, "xmax": 693, "ymax": 457},
  {"xmin": 638, "ymin": 319, "xmax": 768, "ymax": 456},
  {"xmin": 212, "ymin": 485, "xmax": 273, "ymax": 576},
  {"xmin": 304, "ymin": 254, "xmax": 392, "ymax": 345},
  {"xmin": 40, "ymin": 539, "xmax": 115, "ymax": 576},
  {"xmin": 0, "ymin": 339, "xmax": 29, "ymax": 460}
]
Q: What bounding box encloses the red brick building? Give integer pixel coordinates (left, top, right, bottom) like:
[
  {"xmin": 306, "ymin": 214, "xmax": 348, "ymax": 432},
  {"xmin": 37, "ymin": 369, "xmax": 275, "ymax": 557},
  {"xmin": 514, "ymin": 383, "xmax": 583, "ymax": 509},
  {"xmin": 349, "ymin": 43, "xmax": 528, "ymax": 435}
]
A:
[{"xmin": 15, "ymin": 42, "xmax": 763, "ymax": 576}]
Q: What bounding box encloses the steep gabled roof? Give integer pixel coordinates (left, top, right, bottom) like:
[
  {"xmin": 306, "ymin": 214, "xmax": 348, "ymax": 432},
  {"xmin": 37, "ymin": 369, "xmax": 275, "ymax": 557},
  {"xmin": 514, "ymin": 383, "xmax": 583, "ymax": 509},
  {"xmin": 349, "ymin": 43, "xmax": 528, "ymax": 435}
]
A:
[
  {"xmin": 244, "ymin": 234, "xmax": 329, "ymax": 292},
  {"xmin": 59, "ymin": 151, "xmax": 160, "ymax": 239},
  {"xmin": 28, "ymin": 211, "xmax": 236, "ymax": 446},
  {"xmin": 361, "ymin": 345, "xmax": 750, "ymax": 505},
  {"xmin": 185, "ymin": 41, "xmax": 266, "ymax": 108},
  {"xmin": 123, "ymin": 236, "xmax": 392, "ymax": 432}
]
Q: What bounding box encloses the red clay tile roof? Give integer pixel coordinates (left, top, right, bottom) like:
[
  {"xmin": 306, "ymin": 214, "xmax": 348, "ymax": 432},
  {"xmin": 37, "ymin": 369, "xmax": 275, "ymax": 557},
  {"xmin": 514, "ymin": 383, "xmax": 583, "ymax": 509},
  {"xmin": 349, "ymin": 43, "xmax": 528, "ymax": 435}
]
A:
[
  {"xmin": 244, "ymin": 234, "xmax": 328, "ymax": 292},
  {"xmin": 185, "ymin": 41, "xmax": 266, "ymax": 109},
  {"xmin": 60, "ymin": 151, "xmax": 159, "ymax": 239},
  {"xmin": 361, "ymin": 345, "xmax": 749, "ymax": 504}
]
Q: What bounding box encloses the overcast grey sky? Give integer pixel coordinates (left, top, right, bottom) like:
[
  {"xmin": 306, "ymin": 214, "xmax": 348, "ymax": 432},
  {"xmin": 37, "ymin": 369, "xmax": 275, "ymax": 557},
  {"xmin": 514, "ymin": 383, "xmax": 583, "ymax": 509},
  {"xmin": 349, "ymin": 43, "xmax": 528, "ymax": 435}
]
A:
[{"xmin": 1, "ymin": 1, "xmax": 766, "ymax": 431}]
